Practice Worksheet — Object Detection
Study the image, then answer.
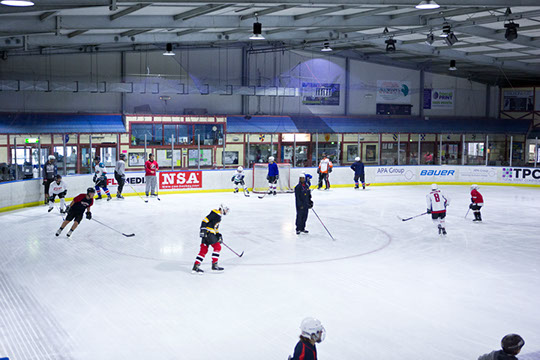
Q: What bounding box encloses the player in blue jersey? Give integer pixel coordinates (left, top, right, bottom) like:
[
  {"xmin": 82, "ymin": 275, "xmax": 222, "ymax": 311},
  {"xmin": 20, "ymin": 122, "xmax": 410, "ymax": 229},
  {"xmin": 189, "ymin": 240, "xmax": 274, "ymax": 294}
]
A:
[
  {"xmin": 267, "ymin": 156, "xmax": 279, "ymax": 196},
  {"xmin": 93, "ymin": 156, "xmax": 112, "ymax": 201},
  {"xmin": 289, "ymin": 317, "xmax": 326, "ymax": 360}
]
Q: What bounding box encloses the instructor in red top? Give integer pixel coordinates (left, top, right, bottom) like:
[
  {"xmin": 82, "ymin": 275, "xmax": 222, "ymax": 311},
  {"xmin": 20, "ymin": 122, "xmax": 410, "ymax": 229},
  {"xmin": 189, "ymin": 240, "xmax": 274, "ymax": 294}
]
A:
[
  {"xmin": 145, "ymin": 153, "xmax": 159, "ymax": 197},
  {"xmin": 469, "ymin": 184, "xmax": 484, "ymax": 222}
]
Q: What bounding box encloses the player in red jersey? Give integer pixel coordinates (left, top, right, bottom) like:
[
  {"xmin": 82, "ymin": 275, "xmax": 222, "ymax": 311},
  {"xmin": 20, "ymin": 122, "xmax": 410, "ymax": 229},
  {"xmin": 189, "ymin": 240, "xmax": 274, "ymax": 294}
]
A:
[
  {"xmin": 469, "ymin": 184, "xmax": 484, "ymax": 222},
  {"xmin": 55, "ymin": 187, "xmax": 95, "ymax": 237}
]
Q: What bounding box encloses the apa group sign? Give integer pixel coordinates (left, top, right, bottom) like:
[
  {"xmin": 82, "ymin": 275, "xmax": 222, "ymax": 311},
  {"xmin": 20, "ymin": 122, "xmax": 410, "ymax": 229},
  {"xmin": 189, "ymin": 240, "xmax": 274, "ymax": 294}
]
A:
[{"xmin": 159, "ymin": 171, "xmax": 203, "ymax": 189}]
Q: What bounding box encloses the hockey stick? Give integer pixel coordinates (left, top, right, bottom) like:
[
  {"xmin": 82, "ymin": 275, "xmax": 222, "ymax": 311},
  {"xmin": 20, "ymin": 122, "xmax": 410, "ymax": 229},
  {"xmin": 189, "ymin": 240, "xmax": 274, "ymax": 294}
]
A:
[
  {"xmin": 92, "ymin": 218, "xmax": 135, "ymax": 237},
  {"xmin": 258, "ymin": 192, "xmax": 268, "ymax": 199},
  {"xmin": 243, "ymin": 189, "xmax": 250, "ymax": 197},
  {"xmin": 222, "ymin": 242, "xmax": 244, "ymax": 257},
  {"xmin": 397, "ymin": 212, "xmax": 428, "ymax": 222},
  {"xmin": 311, "ymin": 208, "xmax": 336, "ymax": 241},
  {"xmin": 465, "ymin": 208, "xmax": 470, "ymax": 219},
  {"xmin": 127, "ymin": 183, "xmax": 148, "ymax": 203}
]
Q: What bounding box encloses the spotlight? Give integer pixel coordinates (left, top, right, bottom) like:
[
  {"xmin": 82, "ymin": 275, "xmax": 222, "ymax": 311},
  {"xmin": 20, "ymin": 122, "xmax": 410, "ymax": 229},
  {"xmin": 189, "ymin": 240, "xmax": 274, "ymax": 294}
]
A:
[
  {"xmin": 321, "ymin": 41, "xmax": 332, "ymax": 52},
  {"xmin": 0, "ymin": 0, "xmax": 34, "ymax": 5},
  {"xmin": 249, "ymin": 14, "xmax": 265, "ymax": 40},
  {"xmin": 449, "ymin": 60, "xmax": 457, "ymax": 71},
  {"xmin": 440, "ymin": 22, "xmax": 451, "ymax": 37},
  {"xmin": 385, "ymin": 38, "xmax": 396, "ymax": 53},
  {"xmin": 504, "ymin": 22, "xmax": 519, "ymax": 41},
  {"xmin": 444, "ymin": 32, "xmax": 458, "ymax": 46},
  {"xmin": 163, "ymin": 43, "xmax": 175, "ymax": 56},
  {"xmin": 415, "ymin": 0, "xmax": 440, "ymax": 9},
  {"xmin": 425, "ymin": 32, "xmax": 435, "ymax": 45}
]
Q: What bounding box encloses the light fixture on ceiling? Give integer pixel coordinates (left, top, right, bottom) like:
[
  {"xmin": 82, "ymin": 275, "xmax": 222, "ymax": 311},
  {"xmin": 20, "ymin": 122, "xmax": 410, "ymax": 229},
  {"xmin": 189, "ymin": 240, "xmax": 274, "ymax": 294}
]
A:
[
  {"xmin": 163, "ymin": 43, "xmax": 175, "ymax": 56},
  {"xmin": 383, "ymin": 27, "xmax": 389, "ymax": 35},
  {"xmin": 444, "ymin": 32, "xmax": 458, "ymax": 46},
  {"xmin": 415, "ymin": 0, "xmax": 440, "ymax": 10},
  {"xmin": 321, "ymin": 41, "xmax": 332, "ymax": 52},
  {"xmin": 249, "ymin": 14, "xmax": 265, "ymax": 40},
  {"xmin": 385, "ymin": 38, "xmax": 396, "ymax": 53},
  {"xmin": 440, "ymin": 22, "xmax": 451, "ymax": 37},
  {"xmin": 0, "ymin": 0, "xmax": 34, "ymax": 5},
  {"xmin": 504, "ymin": 21, "xmax": 519, "ymax": 41},
  {"xmin": 425, "ymin": 32, "xmax": 435, "ymax": 45},
  {"xmin": 505, "ymin": 7, "xmax": 512, "ymax": 16},
  {"xmin": 448, "ymin": 60, "xmax": 457, "ymax": 71}
]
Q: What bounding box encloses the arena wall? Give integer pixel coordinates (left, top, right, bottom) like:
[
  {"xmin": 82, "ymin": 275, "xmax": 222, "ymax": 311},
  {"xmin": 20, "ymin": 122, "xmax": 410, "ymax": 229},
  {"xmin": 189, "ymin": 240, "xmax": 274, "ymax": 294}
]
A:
[{"xmin": 1, "ymin": 166, "xmax": 539, "ymax": 213}]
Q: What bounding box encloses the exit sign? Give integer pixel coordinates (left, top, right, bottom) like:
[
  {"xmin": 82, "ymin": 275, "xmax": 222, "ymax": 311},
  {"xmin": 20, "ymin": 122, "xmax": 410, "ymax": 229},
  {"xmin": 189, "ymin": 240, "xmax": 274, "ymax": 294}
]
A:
[{"xmin": 25, "ymin": 138, "xmax": 39, "ymax": 144}]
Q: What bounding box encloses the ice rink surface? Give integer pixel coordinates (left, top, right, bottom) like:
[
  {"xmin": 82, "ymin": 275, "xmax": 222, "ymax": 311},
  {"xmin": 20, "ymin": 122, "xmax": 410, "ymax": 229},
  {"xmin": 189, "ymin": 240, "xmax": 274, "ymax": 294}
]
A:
[{"xmin": 1, "ymin": 185, "xmax": 539, "ymax": 360}]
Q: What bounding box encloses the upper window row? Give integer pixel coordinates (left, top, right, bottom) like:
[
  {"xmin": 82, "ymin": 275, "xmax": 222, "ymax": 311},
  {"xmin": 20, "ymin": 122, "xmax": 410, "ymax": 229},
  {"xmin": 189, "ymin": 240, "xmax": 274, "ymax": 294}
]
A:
[{"xmin": 131, "ymin": 124, "xmax": 224, "ymax": 146}]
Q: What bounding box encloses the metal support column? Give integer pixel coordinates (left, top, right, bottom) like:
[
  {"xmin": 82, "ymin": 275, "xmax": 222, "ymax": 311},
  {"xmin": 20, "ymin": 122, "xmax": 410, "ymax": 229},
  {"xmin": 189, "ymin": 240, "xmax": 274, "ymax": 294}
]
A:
[
  {"xmin": 63, "ymin": 133, "xmax": 67, "ymax": 175},
  {"xmin": 270, "ymin": 134, "xmax": 274, "ymax": 159},
  {"xmin": 315, "ymin": 133, "xmax": 319, "ymax": 165},
  {"xmin": 418, "ymin": 134, "xmax": 421, "ymax": 165},
  {"xmin": 345, "ymin": 57, "xmax": 350, "ymax": 116},
  {"xmin": 197, "ymin": 134, "xmax": 201, "ymax": 170},
  {"xmin": 357, "ymin": 134, "xmax": 360, "ymax": 160},
  {"xmin": 509, "ymin": 135, "xmax": 513, "ymax": 167},
  {"xmin": 247, "ymin": 135, "xmax": 250, "ymax": 168},
  {"xmin": 89, "ymin": 135, "xmax": 93, "ymax": 174},
  {"xmin": 397, "ymin": 134, "xmax": 400, "ymax": 165},
  {"xmin": 144, "ymin": 134, "xmax": 147, "ymax": 162},
  {"xmin": 38, "ymin": 136, "xmax": 41, "ymax": 179},
  {"xmin": 293, "ymin": 134, "xmax": 296, "ymax": 168},
  {"xmin": 14, "ymin": 137, "xmax": 18, "ymax": 180},
  {"xmin": 439, "ymin": 135, "xmax": 442, "ymax": 165},
  {"xmin": 462, "ymin": 135, "xmax": 465, "ymax": 165},
  {"xmin": 171, "ymin": 135, "xmax": 175, "ymax": 171},
  {"xmin": 485, "ymin": 135, "xmax": 489, "ymax": 166},
  {"xmin": 378, "ymin": 133, "xmax": 381, "ymax": 165},
  {"xmin": 419, "ymin": 69, "xmax": 425, "ymax": 119},
  {"xmin": 222, "ymin": 132, "xmax": 226, "ymax": 169},
  {"xmin": 337, "ymin": 136, "xmax": 341, "ymax": 166},
  {"xmin": 535, "ymin": 137, "xmax": 538, "ymax": 168}
]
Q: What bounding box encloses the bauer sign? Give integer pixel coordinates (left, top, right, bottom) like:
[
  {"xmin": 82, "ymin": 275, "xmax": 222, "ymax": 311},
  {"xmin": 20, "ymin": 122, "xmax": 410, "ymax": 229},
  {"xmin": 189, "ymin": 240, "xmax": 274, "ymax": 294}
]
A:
[{"xmin": 159, "ymin": 171, "xmax": 202, "ymax": 189}]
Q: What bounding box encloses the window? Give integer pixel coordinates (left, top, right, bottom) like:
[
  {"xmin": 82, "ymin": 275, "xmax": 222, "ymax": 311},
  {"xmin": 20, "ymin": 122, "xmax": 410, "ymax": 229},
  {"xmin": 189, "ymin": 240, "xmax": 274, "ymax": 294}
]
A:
[
  {"xmin": 194, "ymin": 124, "xmax": 223, "ymax": 145},
  {"xmin": 188, "ymin": 149, "xmax": 213, "ymax": 167},
  {"xmin": 346, "ymin": 145, "xmax": 359, "ymax": 162},
  {"xmin": 164, "ymin": 125, "xmax": 176, "ymax": 145},
  {"xmin": 131, "ymin": 124, "xmax": 161, "ymax": 146},
  {"xmin": 178, "ymin": 125, "xmax": 192, "ymax": 145}
]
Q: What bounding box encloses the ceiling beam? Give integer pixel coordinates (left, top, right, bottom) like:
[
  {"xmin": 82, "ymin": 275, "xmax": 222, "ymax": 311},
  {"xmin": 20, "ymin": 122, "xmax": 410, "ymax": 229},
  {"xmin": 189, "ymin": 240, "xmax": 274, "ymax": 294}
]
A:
[
  {"xmin": 495, "ymin": 55, "xmax": 537, "ymax": 61},
  {"xmin": 39, "ymin": 11, "xmax": 57, "ymax": 21},
  {"xmin": 240, "ymin": 5, "xmax": 295, "ymax": 20},
  {"xmin": 343, "ymin": 6, "xmax": 399, "ymax": 20},
  {"xmin": 177, "ymin": 29, "xmax": 202, "ymax": 36},
  {"xmin": 293, "ymin": 6, "xmax": 348, "ymax": 20},
  {"xmin": 67, "ymin": 30, "xmax": 88, "ymax": 38},
  {"xmin": 434, "ymin": 40, "xmax": 500, "ymax": 49},
  {"xmin": 421, "ymin": 7, "xmax": 501, "ymax": 20},
  {"xmin": 120, "ymin": 29, "xmax": 151, "ymax": 37},
  {"xmin": 173, "ymin": 4, "xmax": 231, "ymax": 21},
  {"xmin": 110, "ymin": 4, "xmax": 150, "ymax": 21}
]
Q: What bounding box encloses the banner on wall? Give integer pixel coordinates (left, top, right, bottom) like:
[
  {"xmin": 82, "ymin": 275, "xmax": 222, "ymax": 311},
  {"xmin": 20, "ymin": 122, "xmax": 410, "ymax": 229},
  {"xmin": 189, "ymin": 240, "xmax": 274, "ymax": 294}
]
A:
[
  {"xmin": 301, "ymin": 83, "xmax": 340, "ymax": 105},
  {"xmin": 423, "ymin": 88, "xmax": 432, "ymax": 109},
  {"xmin": 500, "ymin": 167, "xmax": 540, "ymax": 185},
  {"xmin": 502, "ymin": 89, "xmax": 534, "ymax": 111},
  {"xmin": 107, "ymin": 173, "xmax": 146, "ymax": 188},
  {"xmin": 159, "ymin": 171, "xmax": 203, "ymax": 189},
  {"xmin": 374, "ymin": 167, "xmax": 415, "ymax": 182},
  {"xmin": 376, "ymin": 80, "xmax": 411, "ymax": 104},
  {"xmin": 431, "ymin": 89, "xmax": 454, "ymax": 108}
]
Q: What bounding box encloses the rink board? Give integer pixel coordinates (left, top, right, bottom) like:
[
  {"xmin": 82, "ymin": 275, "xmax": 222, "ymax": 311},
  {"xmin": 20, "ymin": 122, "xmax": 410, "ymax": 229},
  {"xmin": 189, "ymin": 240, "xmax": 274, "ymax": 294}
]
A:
[{"xmin": 1, "ymin": 165, "xmax": 539, "ymax": 212}]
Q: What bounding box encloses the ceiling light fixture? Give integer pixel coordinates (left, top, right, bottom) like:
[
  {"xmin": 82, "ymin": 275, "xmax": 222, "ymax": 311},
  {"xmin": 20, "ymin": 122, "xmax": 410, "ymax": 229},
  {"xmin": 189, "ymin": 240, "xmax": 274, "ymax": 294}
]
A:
[
  {"xmin": 321, "ymin": 41, "xmax": 333, "ymax": 52},
  {"xmin": 0, "ymin": 0, "xmax": 34, "ymax": 5},
  {"xmin": 504, "ymin": 21, "xmax": 519, "ymax": 41},
  {"xmin": 415, "ymin": 0, "xmax": 440, "ymax": 10},
  {"xmin": 249, "ymin": 13, "xmax": 265, "ymax": 40},
  {"xmin": 163, "ymin": 43, "xmax": 175, "ymax": 56},
  {"xmin": 425, "ymin": 32, "xmax": 435, "ymax": 45},
  {"xmin": 385, "ymin": 38, "xmax": 396, "ymax": 53},
  {"xmin": 440, "ymin": 22, "xmax": 451, "ymax": 37},
  {"xmin": 444, "ymin": 32, "xmax": 458, "ymax": 46},
  {"xmin": 448, "ymin": 60, "xmax": 457, "ymax": 71}
]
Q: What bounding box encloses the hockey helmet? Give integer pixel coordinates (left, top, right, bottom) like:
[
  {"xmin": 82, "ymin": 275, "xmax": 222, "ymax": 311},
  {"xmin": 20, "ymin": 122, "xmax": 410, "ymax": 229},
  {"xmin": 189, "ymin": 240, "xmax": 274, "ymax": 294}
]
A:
[
  {"xmin": 48, "ymin": 155, "xmax": 56, "ymax": 161},
  {"xmin": 431, "ymin": 183, "xmax": 438, "ymax": 190},
  {"xmin": 268, "ymin": 156, "xmax": 275, "ymax": 162},
  {"xmin": 119, "ymin": 153, "xmax": 126, "ymax": 159},
  {"xmin": 87, "ymin": 187, "xmax": 96, "ymax": 194},
  {"xmin": 300, "ymin": 317, "xmax": 326, "ymax": 343},
  {"xmin": 355, "ymin": 157, "xmax": 360, "ymax": 161},
  {"xmin": 219, "ymin": 204, "xmax": 230, "ymax": 216},
  {"xmin": 55, "ymin": 174, "xmax": 62, "ymax": 182},
  {"xmin": 237, "ymin": 166, "xmax": 243, "ymax": 172},
  {"xmin": 470, "ymin": 184, "xmax": 479, "ymax": 190},
  {"xmin": 501, "ymin": 334, "xmax": 524, "ymax": 355}
]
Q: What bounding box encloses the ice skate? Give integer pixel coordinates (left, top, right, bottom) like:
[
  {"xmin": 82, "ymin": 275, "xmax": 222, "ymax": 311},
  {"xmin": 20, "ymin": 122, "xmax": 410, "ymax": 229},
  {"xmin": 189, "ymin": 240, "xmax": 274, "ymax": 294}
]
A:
[
  {"xmin": 55, "ymin": 228, "xmax": 63, "ymax": 236},
  {"xmin": 60, "ymin": 208, "xmax": 65, "ymax": 214},
  {"xmin": 234, "ymin": 189, "xmax": 239, "ymax": 193},
  {"xmin": 96, "ymin": 195, "xmax": 102, "ymax": 200},
  {"xmin": 441, "ymin": 228, "xmax": 447, "ymax": 235},
  {"xmin": 268, "ymin": 190, "xmax": 273, "ymax": 195},
  {"xmin": 301, "ymin": 230, "xmax": 309, "ymax": 233},
  {"xmin": 212, "ymin": 263, "xmax": 224, "ymax": 272},
  {"xmin": 354, "ymin": 185, "xmax": 359, "ymax": 189},
  {"xmin": 107, "ymin": 195, "xmax": 112, "ymax": 201},
  {"xmin": 192, "ymin": 263, "xmax": 204, "ymax": 274},
  {"xmin": 66, "ymin": 229, "xmax": 73, "ymax": 237},
  {"xmin": 296, "ymin": 230, "xmax": 301, "ymax": 235},
  {"xmin": 438, "ymin": 225, "xmax": 442, "ymax": 235},
  {"xmin": 362, "ymin": 184, "xmax": 366, "ymax": 189},
  {"xmin": 273, "ymin": 191, "xmax": 277, "ymax": 196}
]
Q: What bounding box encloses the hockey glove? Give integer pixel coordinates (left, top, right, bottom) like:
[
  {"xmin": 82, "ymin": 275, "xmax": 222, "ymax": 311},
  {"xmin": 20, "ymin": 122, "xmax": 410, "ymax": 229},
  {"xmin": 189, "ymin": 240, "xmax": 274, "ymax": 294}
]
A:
[
  {"xmin": 86, "ymin": 212, "xmax": 92, "ymax": 220},
  {"xmin": 275, "ymin": 174, "xmax": 279, "ymax": 180},
  {"xmin": 266, "ymin": 175, "xmax": 270, "ymax": 181},
  {"xmin": 217, "ymin": 233, "xmax": 223, "ymax": 243},
  {"xmin": 42, "ymin": 180, "xmax": 47, "ymax": 185},
  {"xmin": 65, "ymin": 205, "xmax": 71, "ymax": 213},
  {"xmin": 199, "ymin": 229, "xmax": 208, "ymax": 238},
  {"xmin": 427, "ymin": 209, "xmax": 432, "ymax": 214},
  {"xmin": 329, "ymin": 168, "xmax": 333, "ymax": 173},
  {"xmin": 309, "ymin": 200, "xmax": 314, "ymax": 209},
  {"xmin": 93, "ymin": 175, "xmax": 97, "ymax": 183},
  {"xmin": 231, "ymin": 176, "xmax": 235, "ymax": 182},
  {"xmin": 469, "ymin": 203, "xmax": 474, "ymax": 209}
]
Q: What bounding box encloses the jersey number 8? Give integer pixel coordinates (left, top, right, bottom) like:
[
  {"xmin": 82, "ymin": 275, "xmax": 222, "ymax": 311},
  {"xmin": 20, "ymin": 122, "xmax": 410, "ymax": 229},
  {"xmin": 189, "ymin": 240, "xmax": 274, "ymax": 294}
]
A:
[{"xmin": 434, "ymin": 193, "xmax": 440, "ymax": 202}]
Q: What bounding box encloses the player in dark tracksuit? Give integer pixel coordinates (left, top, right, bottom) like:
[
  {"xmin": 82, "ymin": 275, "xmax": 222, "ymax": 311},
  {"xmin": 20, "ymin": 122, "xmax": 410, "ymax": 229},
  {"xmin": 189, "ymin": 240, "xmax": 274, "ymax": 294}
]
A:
[
  {"xmin": 350, "ymin": 157, "xmax": 365, "ymax": 189},
  {"xmin": 43, "ymin": 155, "xmax": 58, "ymax": 204},
  {"xmin": 291, "ymin": 337, "xmax": 318, "ymax": 360},
  {"xmin": 289, "ymin": 317, "xmax": 325, "ymax": 360},
  {"xmin": 294, "ymin": 175, "xmax": 312, "ymax": 235}
]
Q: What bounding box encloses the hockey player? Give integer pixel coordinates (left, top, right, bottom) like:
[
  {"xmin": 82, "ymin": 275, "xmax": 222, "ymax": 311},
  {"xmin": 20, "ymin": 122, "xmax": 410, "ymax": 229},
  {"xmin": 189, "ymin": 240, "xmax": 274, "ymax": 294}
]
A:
[
  {"xmin": 192, "ymin": 204, "xmax": 230, "ymax": 274},
  {"xmin": 55, "ymin": 187, "xmax": 95, "ymax": 237},
  {"xmin": 93, "ymin": 156, "xmax": 112, "ymax": 201},
  {"xmin": 295, "ymin": 174, "xmax": 313, "ymax": 235},
  {"xmin": 145, "ymin": 153, "xmax": 159, "ymax": 197},
  {"xmin": 115, "ymin": 153, "xmax": 127, "ymax": 199},
  {"xmin": 289, "ymin": 317, "xmax": 326, "ymax": 360},
  {"xmin": 469, "ymin": 184, "xmax": 484, "ymax": 222},
  {"xmin": 478, "ymin": 334, "xmax": 524, "ymax": 360},
  {"xmin": 267, "ymin": 156, "xmax": 279, "ymax": 195},
  {"xmin": 42, "ymin": 155, "xmax": 57, "ymax": 204},
  {"xmin": 350, "ymin": 157, "xmax": 365, "ymax": 189},
  {"xmin": 48, "ymin": 174, "xmax": 68, "ymax": 213},
  {"xmin": 231, "ymin": 166, "xmax": 249, "ymax": 195},
  {"xmin": 426, "ymin": 183, "xmax": 450, "ymax": 235},
  {"xmin": 317, "ymin": 153, "xmax": 333, "ymax": 190}
]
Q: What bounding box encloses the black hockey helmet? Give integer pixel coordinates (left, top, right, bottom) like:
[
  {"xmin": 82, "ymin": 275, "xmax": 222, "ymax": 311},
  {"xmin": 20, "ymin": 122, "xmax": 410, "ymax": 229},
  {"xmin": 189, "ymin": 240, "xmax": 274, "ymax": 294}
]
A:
[
  {"xmin": 55, "ymin": 174, "xmax": 62, "ymax": 181},
  {"xmin": 119, "ymin": 153, "xmax": 126, "ymax": 159},
  {"xmin": 502, "ymin": 334, "xmax": 524, "ymax": 355},
  {"xmin": 87, "ymin": 187, "xmax": 96, "ymax": 194}
]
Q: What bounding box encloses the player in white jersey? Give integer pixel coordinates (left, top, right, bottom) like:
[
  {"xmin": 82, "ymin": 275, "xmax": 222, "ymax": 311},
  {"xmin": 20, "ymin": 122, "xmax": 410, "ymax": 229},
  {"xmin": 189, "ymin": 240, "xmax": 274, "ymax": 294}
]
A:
[
  {"xmin": 93, "ymin": 156, "xmax": 112, "ymax": 201},
  {"xmin": 48, "ymin": 174, "xmax": 68, "ymax": 213},
  {"xmin": 231, "ymin": 166, "xmax": 249, "ymax": 195},
  {"xmin": 426, "ymin": 183, "xmax": 450, "ymax": 235}
]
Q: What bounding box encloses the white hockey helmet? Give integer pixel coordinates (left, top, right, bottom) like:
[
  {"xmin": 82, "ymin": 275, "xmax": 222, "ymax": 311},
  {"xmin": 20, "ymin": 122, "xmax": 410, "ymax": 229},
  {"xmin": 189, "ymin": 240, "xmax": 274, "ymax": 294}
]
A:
[
  {"xmin": 219, "ymin": 204, "xmax": 230, "ymax": 216},
  {"xmin": 268, "ymin": 156, "xmax": 275, "ymax": 162},
  {"xmin": 355, "ymin": 157, "xmax": 360, "ymax": 161},
  {"xmin": 470, "ymin": 184, "xmax": 479, "ymax": 190},
  {"xmin": 48, "ymin": 155, "xmax": 56, "ymax": 161},
  {"xmin": 300, "ymin": 317, "xmax": 326, "ymax": 343},
  {"xmin": 237, "ymin": 166, "xmax": 243, "ymax": 172},
  {"xmin": 431, "ymin": 183, "xmax": 438, "ymax": 190}
]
